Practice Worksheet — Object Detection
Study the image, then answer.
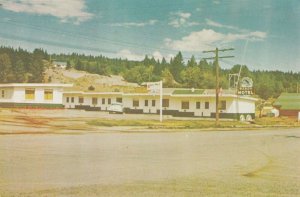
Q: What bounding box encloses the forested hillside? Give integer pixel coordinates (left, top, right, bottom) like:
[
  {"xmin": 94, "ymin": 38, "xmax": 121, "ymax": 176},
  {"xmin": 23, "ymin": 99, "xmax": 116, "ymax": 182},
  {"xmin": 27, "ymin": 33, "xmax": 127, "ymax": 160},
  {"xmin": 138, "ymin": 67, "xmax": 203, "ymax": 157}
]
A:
[{"xmin": 0, "ymin": 46, "xmax": 299, "ymax": 99}]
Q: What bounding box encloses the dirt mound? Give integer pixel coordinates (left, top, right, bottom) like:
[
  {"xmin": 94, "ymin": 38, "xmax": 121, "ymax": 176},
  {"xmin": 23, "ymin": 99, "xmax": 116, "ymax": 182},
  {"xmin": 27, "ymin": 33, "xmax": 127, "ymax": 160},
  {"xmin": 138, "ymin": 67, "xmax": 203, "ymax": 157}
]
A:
[{"xmin": 44, "ymin": 67, "xmax": 138, "ymax": 92}]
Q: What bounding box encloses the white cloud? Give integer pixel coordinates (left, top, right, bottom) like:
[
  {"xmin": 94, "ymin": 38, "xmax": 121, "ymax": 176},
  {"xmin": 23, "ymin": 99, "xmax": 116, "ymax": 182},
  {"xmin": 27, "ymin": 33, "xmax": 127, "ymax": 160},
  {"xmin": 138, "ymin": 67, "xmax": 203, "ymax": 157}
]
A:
[
  {"xmin": 151, "ymin": 51, "xmax": 174, "ymax": 62},
  {"xmin": 165, "ymin": 29, "xmax": 267, "ymax": 52},
  {"xmin": 116, "ymin": 50, "xmax": 174, "ymax": 63},
  {"xmin": 206, "ymin": 19, "xmax": 241, "ymax": 31},
  {"xmin": 152, "ymin": 51, "xmax": 163, "ymax": 61},
  {"xmin": 111, "ymin": 20, "xmax": 157, "ymax": 27},
  {"xmin": 1, "ymin": 0, "xmax": 93, "ymax": 24},
  {"xmin": 168, "ymin": 12, "xmax": 199, "ymax": 28},
  {"xmin": 116, "ymin": 49, "xmax": 144, "ymax": 61},
  {"xmin": 213, "ymin": 1, "xmax": 221, "ymax": 4}
]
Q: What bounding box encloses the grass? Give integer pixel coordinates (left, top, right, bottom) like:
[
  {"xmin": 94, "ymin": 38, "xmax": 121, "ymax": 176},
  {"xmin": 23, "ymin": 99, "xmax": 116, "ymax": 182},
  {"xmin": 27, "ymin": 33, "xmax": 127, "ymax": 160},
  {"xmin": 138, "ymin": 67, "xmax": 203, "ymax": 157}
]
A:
[
  {"xmin": 87, "ymin": 119, "xmax": 246, "ymax": 129},
  {"xmin": 254, "ymin": 117, "xmax": 300, "ymax": 126},
  {"xmin": 87, "ymin": 117, "xmax": 300, "ymax": 129}
]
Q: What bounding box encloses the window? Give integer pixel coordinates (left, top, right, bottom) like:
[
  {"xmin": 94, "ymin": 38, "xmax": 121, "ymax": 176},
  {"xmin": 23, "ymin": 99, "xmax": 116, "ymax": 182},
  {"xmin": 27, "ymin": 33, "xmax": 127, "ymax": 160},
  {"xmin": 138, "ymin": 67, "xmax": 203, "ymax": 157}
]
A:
[
  {"xmin": 116, "ymin": 97, "xmax": 122, "ymax": 103},
  {"xmin": 163, "ymin": 99, "xmax": 169, "ymax": 107},
  {"xmin": 44, "ymin": 89, "xmax": 53, "ymax": 100},
  {"xmin": 66, "ymin": 97, "xmax": 69, "ymax": 103},
  {"xmin": 133, "ymin": 100, "xmax": 139, "ymax": 107},
  {"xmin": 79, "ymin": 97, "xmax": 84, "ymax": 104},
  {"xmin": 220, "ymin": 100, "xmax": 226, "ymax": 110},
  {"xmin": 25, "ymin": 89, "xmax": 35, "ymax": 100},
  {"xmin": 196, "ymin": 102, "xmax": 201, "ymax": 109},
  {"xmin": 144, "ymin": 100, "xmax": 148, "ymax": 106},
  {"xmin": 181, "ymin": 101, "xmax": 189, "ymax": 109},
  {"xmin": 71, "ymin": 97, "xmax": 74, "ymax": 103},
  {"xmin": 205, "ymin": 102, "xmax": 209, "ymax": 109},
  {"xmin": 108, "ymin": 98, "xmax": 111, "ymax": 104},
  {"xmin": 102, "ymin": 98, "xmax": 105, "ymax": 104},
  {"xmin": 152, "ymin": 100, "xmax": 156, "ymax": 107},
  {"xmin": 92, "ymin": 97, "xmax": 98, "ymax": 105},
  {"xmin": 1, "ymin": 90, "xmax": 4, "ymax": 98}
]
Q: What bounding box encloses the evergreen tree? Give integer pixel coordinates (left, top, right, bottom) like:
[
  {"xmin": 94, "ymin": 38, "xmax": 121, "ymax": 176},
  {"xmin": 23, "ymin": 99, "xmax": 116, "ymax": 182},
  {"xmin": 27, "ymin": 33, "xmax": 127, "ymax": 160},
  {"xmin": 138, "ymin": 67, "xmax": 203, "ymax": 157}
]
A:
[
  {"xmin": 66, "ymin": 60, "xmax": 72, "ymax": 70},
  {"xmin": 187, "ymin": 55, "xmax": 197, "ymax": 67},
  {"xmin": 170, "ymin": 52, "xmax": 184, "ymax": 82},
  {"xmin": 0, "ymin": 53, "xmax": 13, "ymax": 83},
  {"xmin": 162, "ymin": 68, "xmax": 176, "ymax": 87}
]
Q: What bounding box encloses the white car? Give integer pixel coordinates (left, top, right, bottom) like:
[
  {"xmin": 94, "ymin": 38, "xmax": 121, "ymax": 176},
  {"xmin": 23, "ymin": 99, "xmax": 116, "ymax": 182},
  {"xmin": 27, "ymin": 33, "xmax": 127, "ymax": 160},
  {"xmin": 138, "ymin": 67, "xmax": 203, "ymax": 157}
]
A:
[{"xmin": 108, "ymin": 102, "xmax": 123, "ymax": 114}]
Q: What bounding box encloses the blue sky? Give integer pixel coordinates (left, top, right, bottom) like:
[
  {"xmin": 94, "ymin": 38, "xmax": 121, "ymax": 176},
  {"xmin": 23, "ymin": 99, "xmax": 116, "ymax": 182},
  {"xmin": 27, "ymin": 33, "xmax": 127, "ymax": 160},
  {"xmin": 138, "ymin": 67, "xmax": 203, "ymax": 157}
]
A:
[{"xmin": 0, "ymin": 0, "xmax": 299, "ymax": 71}]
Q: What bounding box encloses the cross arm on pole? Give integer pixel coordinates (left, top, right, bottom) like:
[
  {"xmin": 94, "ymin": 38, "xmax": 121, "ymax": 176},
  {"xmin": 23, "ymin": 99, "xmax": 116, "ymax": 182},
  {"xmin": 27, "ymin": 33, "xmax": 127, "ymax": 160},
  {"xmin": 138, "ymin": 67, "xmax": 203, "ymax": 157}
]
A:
[{"xmin": 219, "ymin": 56, "xmax": 235, "ymax": 59}]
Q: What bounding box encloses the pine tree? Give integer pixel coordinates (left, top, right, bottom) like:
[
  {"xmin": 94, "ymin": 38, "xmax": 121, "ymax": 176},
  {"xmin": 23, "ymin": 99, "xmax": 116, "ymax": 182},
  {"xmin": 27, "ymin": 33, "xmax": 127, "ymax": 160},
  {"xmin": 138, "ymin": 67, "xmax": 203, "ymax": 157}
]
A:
[{"xmin": 0, "ymin": 53, "xmax": 13, "ymax": 83}]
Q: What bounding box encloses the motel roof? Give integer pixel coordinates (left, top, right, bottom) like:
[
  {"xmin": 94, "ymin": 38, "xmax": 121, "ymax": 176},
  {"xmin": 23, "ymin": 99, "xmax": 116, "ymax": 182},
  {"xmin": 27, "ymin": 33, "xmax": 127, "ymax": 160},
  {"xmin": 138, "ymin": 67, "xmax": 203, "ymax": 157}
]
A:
[
  {"xmin": 63, "ymin": 88, "xmax": 258, "ymax": 101},
  {"xmin": 273, "ymin": 93, "xmax": 300, "ymax": 110}
]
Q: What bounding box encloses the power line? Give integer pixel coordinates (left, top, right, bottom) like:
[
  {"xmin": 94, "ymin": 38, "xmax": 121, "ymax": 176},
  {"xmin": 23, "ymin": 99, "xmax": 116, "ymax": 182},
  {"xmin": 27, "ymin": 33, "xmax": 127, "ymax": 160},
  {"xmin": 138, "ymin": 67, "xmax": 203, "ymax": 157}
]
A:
[{"xmin": 0, "ymin": 19, "xmax": 207, "ymax": 61}]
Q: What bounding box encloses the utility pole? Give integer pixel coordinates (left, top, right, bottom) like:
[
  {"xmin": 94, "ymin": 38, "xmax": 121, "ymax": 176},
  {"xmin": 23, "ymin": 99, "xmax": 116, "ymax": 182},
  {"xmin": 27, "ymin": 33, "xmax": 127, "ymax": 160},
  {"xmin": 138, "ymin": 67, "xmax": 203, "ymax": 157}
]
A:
[{"xmin": 203, "ymin": 48, "xmax": 234, "ymax": 126}]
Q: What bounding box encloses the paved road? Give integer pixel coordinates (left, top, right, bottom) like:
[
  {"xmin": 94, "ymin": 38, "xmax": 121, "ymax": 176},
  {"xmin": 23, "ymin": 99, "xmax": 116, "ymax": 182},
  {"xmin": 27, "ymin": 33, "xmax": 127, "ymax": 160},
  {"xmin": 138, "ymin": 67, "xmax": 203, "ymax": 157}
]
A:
[{"xmin": 0, "ymin": 128, "xmax": 300, "ymax": 196}]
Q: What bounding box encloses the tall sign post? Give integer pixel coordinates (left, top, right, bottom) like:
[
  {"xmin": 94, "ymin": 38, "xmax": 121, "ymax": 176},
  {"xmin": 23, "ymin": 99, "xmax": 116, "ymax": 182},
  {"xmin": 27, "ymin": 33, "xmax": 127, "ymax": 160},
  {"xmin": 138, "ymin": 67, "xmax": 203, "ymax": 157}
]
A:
[{"xmin": 146, "ymin": 81, "xmax": 163, "ymax": 122}]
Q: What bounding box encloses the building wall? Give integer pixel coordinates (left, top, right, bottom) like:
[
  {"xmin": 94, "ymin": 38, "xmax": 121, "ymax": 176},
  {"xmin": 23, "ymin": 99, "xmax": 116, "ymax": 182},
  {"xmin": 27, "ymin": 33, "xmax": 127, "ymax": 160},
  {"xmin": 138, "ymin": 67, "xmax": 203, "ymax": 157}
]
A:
[
  {"xmin": 171, "ymin": 97, "xmax": 216, "ymax": 117},
  {"xmin": 0, "ymin": 87, "xmax": 14, "ymax": 102},
  {"xmin": 122, "ymin": 95, "xmax": 160, "ymax": 113},
  {"xmin": 227, "ymin": 97, "xmax": 255, "ymax": 114},
  {"xmin": 279, "ymin": 110, "xmax": 300, "ymax": 117},
  {"xmin": 62, "ymin": 92, "xmax": 256, "ymax": 119},
  {"xmin": 63, "ymin": 94, "xmax": 122, "ymax": 110},
  {"xmin": 11, "ymin": 87, "xmax": 63, "ymax": 104}
]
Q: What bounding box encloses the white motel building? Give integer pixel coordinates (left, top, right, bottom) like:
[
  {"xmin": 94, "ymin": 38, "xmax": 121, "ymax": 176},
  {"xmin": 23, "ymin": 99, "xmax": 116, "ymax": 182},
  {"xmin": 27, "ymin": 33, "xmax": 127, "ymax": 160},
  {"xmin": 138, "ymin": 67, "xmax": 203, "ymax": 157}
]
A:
[
  {"xmin": 0, "ymin": 83, "xmax": 72, "ymax": 108},
  {"xmin": 0, "ymin": 83, "xmax": 257, "ymax": 120}
]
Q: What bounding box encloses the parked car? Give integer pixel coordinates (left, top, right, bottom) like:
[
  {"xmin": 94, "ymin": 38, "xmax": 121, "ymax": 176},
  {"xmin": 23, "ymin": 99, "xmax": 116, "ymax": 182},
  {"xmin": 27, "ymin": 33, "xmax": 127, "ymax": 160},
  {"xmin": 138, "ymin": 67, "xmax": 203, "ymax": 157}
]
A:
[{"xmin": 107, "ymin": 102, "xmax": 123, "ymax": 114}]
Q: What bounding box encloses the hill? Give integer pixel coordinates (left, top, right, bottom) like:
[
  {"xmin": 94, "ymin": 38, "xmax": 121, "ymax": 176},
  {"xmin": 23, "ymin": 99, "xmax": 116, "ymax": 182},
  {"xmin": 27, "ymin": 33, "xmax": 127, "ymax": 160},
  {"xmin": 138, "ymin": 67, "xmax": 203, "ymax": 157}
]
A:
[{"xmin": 44, "ymin": 67, "xmax": 139, "ymax": 92}]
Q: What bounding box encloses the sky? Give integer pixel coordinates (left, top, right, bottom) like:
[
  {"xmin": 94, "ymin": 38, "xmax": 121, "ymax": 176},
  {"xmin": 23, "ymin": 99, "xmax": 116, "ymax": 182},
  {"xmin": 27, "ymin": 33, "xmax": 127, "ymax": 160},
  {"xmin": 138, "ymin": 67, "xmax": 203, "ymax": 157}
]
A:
[{"xmin": 0, "ymin": 0, "xmax": 299, "ymax": 72}]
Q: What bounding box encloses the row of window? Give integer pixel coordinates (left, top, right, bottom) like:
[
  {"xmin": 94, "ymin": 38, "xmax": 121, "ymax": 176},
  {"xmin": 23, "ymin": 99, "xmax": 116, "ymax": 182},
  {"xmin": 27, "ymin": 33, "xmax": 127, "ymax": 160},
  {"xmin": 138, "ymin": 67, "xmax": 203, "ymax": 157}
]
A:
[
  {"xmin": 1, "ymin": 90, "xmax": 5, "ymax": 98},
  {"xmin": 132, "ymin": 99, "xmax": 169, "ymax": 107},
  {"xmin": 183, "ymin": 101, "xmax": 226, "ymax": 110},
  {"xmin": 66, "ymin": 97, "xmax": 122, "ymax": 105},
  {"xmin": 25, "ymin": 89, "xmax": 53, "ymax": 100},
  {"xmin": 64, "ymin": 96, "xmax": 226, "ymax": 110},
  {"xmin": 133, "ymin": 99, "xmax": 226, "ymax": 110}
]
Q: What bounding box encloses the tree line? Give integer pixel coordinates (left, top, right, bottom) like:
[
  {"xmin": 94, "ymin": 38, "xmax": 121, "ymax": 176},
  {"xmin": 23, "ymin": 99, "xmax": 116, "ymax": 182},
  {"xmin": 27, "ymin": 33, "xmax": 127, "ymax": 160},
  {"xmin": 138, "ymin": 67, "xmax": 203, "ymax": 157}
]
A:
[
  {"xmin": 0, "ymin": 47, "xmax": 47, "ymax": 83},
  {"xmin": 0, "ymin": 46, "xmax": 299, "ymax": 100}
]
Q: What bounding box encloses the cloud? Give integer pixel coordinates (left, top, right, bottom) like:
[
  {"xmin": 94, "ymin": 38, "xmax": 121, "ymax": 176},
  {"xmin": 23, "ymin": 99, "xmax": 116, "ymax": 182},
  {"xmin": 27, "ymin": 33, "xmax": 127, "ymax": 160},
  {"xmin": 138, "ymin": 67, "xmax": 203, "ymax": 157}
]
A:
[
  {"xmin": 111, "ymin": 20, "xmax": 157, "ymax": 27},
  {"xmin": 206, "ymin": 19, "xmax": 242, "ymax": 31},
  {"xmin": 116, "ymin": 49, "xmax": 144, "ymax": 61},
  {"xmin": 1, "ymin": 0, "xmax": 93, "ymax": 24},
  {"xmin": 213, "ymin": 1, "xmax": 221, "ymax": 4},
  {"xmin": 165, "ymin": 29, "xmax": 267, "ymax": 52},
  {"xmin": 116, "ymin": 49, "xmax": 175, "ymax": 63},
  {"xmin": 168, "ymin": 12, "xmax": 199, "ymax": 28},
  {"xmin": 151, "ymin": 51, "xmax": 175, "ymax": 62},
  {"xmin": 152, "ymin": 51, "xmax": 163, "ymax": 61}
]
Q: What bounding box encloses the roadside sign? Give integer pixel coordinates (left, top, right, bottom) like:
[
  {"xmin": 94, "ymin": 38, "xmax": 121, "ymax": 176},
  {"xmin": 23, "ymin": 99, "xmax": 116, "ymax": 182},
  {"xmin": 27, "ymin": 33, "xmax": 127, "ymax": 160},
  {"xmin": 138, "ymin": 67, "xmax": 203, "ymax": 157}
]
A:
[
  {"xmin": 146, "ymin": 81, "xmax": 163, "ymax": 122},
  {"xmin": 147, "ymin": 82, "xmax": 161, "ymax": 94},
  {"xmin": 238, "ymin": 77, "xmax": 254, "ymax": 95}
]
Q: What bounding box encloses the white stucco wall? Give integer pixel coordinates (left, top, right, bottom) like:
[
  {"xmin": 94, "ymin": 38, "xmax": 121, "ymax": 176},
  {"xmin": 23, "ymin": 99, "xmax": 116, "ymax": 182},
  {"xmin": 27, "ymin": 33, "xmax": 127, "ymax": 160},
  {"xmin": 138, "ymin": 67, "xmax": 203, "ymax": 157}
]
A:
[
  {"xmin": 122, "ymin": 95, "xmax": 160, "ymax": 113},
  {"xmin": 170, "ymin": 97, "xmax": 216, "ymax": 117},
  {"xmin": 62, "ymin": 92, "xmax": 256, "ymax": 116},
  {"xmin": 0, "ymin": 87, "xmax": 14, "ymax": 102},
  {"xmin": 11, "ymin": 87, "xmax": 64, "ymax": 104},
  {"xmin": 227, "ymin": 97, "xmax": 256, "ymax": 114},
  {"xmin": 0, "ymin": 86, "xmax": 64, "ymax": 104},
  {"xmin": 63, "ymin": 93, "xmax": 122, "ymax": 110}
]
